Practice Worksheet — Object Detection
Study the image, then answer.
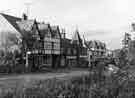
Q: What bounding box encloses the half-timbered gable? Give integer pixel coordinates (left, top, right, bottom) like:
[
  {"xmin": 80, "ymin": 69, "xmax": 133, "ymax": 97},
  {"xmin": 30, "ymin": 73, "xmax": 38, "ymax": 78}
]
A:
[
  {"xmin": 38, "ymin": 23, "xmax": 51, "ymax": 39},
  {"xmin": 51, "ymin": 26, "xmax": 60, "ymax": 39},
  {"xmin": 50, "ymin": 26, "xmax": 61, "ymax": 54},
  {"xmin": 37, "ymin": 23, "xmax": 52, "ymax": 54}
]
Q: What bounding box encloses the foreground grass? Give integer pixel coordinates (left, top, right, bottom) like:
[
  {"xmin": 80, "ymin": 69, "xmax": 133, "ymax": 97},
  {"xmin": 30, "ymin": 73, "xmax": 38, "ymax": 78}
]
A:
[{"xmin": 1, "ymin": 68, "xmax": 135, "ymax": 98}]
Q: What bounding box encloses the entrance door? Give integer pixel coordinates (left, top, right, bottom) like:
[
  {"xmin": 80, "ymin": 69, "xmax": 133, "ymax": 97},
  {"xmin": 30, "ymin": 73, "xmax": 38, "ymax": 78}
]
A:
[{"xmin": 31, "ymin": 56, "xmax": 39, "ymax": 72}]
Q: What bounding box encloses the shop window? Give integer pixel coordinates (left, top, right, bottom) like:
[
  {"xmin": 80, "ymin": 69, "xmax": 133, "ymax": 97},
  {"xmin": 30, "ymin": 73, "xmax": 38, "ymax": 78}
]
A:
[
  {"xmin": 44, "ymin": 55, "xmax": 51, "ymax": 65},
  {"xmin": 38, "ymin": 56, "xmax": 43, "ymax": 65}
]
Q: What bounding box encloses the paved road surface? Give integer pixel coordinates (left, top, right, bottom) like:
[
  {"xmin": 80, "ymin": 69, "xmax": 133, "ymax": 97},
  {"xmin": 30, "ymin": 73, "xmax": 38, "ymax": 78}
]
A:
[{"xmin": 0, "ymin": 69, "xmax": 90, "ymax": 89}]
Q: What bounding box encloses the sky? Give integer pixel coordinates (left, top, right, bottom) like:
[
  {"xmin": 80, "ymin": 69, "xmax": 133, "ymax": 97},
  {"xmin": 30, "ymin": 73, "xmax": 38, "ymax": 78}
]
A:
[{"xmin": 1, "ymin": 0, "xmax": 135, "ymax": 49}]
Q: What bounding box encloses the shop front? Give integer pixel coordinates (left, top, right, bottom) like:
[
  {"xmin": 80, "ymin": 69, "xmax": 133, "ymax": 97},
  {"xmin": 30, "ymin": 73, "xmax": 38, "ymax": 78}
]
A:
[
  {"xmin": 66, "ymin": 56, "xmax": 77, "ymax": 67},
  {"xmin": 27, "ymin": 49, "xmax": 53, "ymax": 72}
]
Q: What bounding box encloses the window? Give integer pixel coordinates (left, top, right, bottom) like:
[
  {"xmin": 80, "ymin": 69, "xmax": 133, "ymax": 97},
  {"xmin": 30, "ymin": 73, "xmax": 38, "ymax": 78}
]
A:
[
  {"xmin": 73, "ymin": 49, "xmax": 77, "ymax": 55},
  {"xmin": 51, "ymin": 32, "xmax": 55, "ymax": 38},
  {"xmin": 43, "ymin": 30, "xmax": 51, "ymax": 39},
  {"xmin": 67, "ymin": 48, "xmax": 71, "ymax": 55},
  {"xmin": 38, "ymin": 41, "xmax": 43, "ymax": 48},
  {"xmin": 53, "ymin": 43, "xmax": 60, "ymax": 50},
  {"xmin": 43, "ymin": 55, "xmax": 51, "ymax": 65},
  {"xmin": 44, "ymin": 42, "xmax": 52, "ymax": 49}
]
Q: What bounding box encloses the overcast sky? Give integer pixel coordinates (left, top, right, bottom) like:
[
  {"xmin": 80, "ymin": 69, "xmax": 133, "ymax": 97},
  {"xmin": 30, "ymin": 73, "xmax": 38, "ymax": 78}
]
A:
[{"xmin": 1, "ymin": 0, "xmax": 135, "ymax": 49}]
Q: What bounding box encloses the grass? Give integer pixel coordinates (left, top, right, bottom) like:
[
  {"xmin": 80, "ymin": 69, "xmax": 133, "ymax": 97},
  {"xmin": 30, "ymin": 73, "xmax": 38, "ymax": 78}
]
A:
[{"xmin": 0, "ymin": 68, "xmax": 135, "ymax": 98}]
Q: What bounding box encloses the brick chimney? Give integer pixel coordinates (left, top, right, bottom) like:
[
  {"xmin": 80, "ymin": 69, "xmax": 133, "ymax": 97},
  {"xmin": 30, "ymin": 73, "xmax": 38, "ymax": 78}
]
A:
[{"xmin": 22, "ymin": 13, "xmax": 28, "ymax": 20}]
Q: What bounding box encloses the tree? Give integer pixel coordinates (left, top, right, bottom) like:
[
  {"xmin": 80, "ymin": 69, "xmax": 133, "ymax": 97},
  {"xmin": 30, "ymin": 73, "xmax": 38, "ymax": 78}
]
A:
[
  {"xmin": 122, "ymin": 32, "xmax": 131, "ymax": 48},
  {"xmin": 0, "ymin": 31, "xmax": 21, "ymax": 66},
  {"xmin": 117, "ymin": 48, "xmax": 128, "ymax": 68}
]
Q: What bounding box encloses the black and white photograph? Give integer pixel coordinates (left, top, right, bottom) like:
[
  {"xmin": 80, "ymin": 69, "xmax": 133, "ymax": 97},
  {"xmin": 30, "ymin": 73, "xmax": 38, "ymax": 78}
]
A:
[{"xmin": 0, "ymin": 0, "xmax": 134, "ymax": 97}]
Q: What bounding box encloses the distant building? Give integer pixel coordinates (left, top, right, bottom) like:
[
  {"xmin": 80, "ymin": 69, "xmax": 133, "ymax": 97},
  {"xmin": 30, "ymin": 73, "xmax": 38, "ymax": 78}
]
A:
[
  {"xmin": 112, "ymin": 49, "xmax": 121, "ymax": 58},
  {"xmin": 84, "ymin": 40, "xmax": 106, "ymax": 66},
  {"xmin": 61, "ymin": 29, "xmax": 88, "ymax": 67}
]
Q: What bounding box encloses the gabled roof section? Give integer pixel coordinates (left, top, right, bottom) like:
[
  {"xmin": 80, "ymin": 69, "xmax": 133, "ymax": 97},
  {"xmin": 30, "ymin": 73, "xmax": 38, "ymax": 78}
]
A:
[
  {"xmin": 85, "ymin": 40, "xmax": 106, "ymax": 50},
  {"xmin": 61, "ymin": 38, "xmax": 71, "ymax": 44},
  {"xmin": 0, "ymin": 13, "xmax": 21, "ymax": 33},
  {"xmin": 71, "ymin": 29, "xmax": 83, "ymax": 46},
  {"xmin": 51, "ymin": 25, "xmax": 58, "ymax": 31},
  {"xmin": 72, "ymin": 30, "xmax": 82, "ymax": 41},
  {"xmin": 61, "ymin": 38, "xmax": 72, "ymax": 47},
  {"xmin": 51, "ymin": 25, "xmax": 60, "ymax": 34},
  {"xmin": 38, "ymin": 23, "xmax": 50, "ymax": 30},
  {"xmin": 31, "ymin": 20, "xmax": 40, "ymax": 34},
  {"xmin": 16, "ymin": 20, "xmax": 35, "ymax": 31},
  {"xmin": 51, "ymin": 25, "xmax": 61, "ymax": 38},
  {"xmin": 37, "ymin": 23, "xmax": 51, "ymax": 39}
]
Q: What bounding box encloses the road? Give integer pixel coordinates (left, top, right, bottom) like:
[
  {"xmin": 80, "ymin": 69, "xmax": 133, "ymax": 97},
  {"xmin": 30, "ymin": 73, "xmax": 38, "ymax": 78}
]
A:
[{"xmin": 0, "ymin": 69, "xmax": 90, "ymax": 89}]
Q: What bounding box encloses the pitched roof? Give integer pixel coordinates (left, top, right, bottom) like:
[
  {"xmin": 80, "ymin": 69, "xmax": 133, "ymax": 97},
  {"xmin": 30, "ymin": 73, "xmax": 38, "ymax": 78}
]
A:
[
  {"xmin": 38, "ymin": 23, "xmax": 50, "ymax": 30},
  {"xmin": 85, "ymin": 40, "xmax": 106, "ymax": 50},
  {"xmin": 71, "ymin": 30, "xmax": 83, "ymax": 46},
  {"xmin": 0, "ymin": 13, "xmax": 21, "ymax": 33},
  {"xmin": 16, "ymin": 20, "xmax": 35, "ymax": 31},
  {"xmin": 51, "ymin": 25, "xmax": 61, "ymax": 37},
  {"xmin": 37, "ymin": 23, "xmax": 52, "ymax": 39},
  {"xmin": 61, "ymin": 38, "xmax": 74, "ymax": 47},
  {"xmin": 61, "ymin": 38, "xmax": 71, "ymax": 43},
  {"xmin": 1, "ymin": 13, "xmax": 39, "ymax": 37},
  {"xmin": 51, "ymin": 26, "xmax": 58, "ymax": 31},
  {"xmin": 0, "ymin": 13, "xmax": 61, "ymax": 39}
]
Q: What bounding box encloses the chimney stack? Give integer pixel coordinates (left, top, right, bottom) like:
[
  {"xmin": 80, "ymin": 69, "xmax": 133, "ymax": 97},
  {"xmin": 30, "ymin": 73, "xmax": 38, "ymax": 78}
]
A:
[{"xmin": 22, "ymin": 13, "xmax": 28, "ymax": 20}]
